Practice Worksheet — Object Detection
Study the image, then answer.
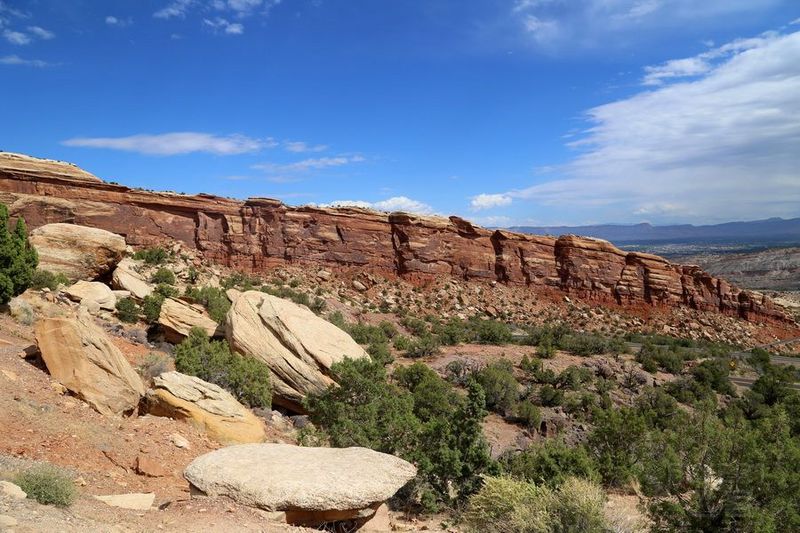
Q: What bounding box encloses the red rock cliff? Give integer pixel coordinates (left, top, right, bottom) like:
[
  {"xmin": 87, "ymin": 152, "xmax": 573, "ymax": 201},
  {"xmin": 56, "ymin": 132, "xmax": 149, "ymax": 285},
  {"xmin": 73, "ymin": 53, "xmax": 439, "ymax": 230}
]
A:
[{"xmin": 0, "ymin": 153, "xmax": 788, "ymax": 323}]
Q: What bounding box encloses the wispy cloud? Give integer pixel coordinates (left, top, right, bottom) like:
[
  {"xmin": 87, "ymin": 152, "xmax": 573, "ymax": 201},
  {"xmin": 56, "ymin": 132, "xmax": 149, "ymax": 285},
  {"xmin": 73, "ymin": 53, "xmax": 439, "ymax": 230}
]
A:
[
  {"xmin": 317, "ymin": 196, "xmax": 435, "ymax": 215},
  {"xmin": 105, "ymin": 16, "xmax": 133, "ymax": 27},
  {"xmin": 203, "ymin": 17, "xmax": 244, "ymax": 34},
  {"xmin": 473, "ymin": 28, "xmax": 800, "ymax": 223},
  {"xmin": 284, "ymin": 141, "xmax": 328, "ymax": 153},
  {"xmin": 2, "ymin": 25, "xmax": 54, "ymax": 45},
  {"xmin": 26, "ymin": 26, "xmax": 54, "ymax": 40},
  {"xmin": 62, "ymin": 132, "xmax": 270, "ymax": 156},
  {"xmin": 509, "ymin": 0, "xmax": 786, "ymax": 52},
  {"xmin": 0, "ymin": 54, "xmax": 52, "ymax": 67},
  {"xmin": 154, "ymin": 0, "xmax": 195, "ymax": 19},
  {"xmin": 254, "ymin": 155, "xmax": 365, "ymax": 174}
]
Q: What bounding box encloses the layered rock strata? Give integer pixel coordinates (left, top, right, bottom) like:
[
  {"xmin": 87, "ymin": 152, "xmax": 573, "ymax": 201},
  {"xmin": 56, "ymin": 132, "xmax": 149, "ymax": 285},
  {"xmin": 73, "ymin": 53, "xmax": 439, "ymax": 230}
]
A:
[{"xmin": 0, "ymin": 152, "xmax": 788, "ymax": 323}]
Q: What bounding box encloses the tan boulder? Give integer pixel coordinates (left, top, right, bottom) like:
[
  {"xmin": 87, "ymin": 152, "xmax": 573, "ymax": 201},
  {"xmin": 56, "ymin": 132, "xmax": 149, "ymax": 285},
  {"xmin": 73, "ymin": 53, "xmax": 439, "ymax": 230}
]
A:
[
  {"xmin": 64, "ymin": 280, "xmax": 116, "ymax": 310},
  {"xmin": 29, "ymin": 223, "xmax": 126, "ymax": 281},
  {"xmin": 184, "ymin": 444, "xmax": 416, "ymax": 528},
  {"xmin": 111, "ymin": 258, "xmax": 153, "ymax": 299},
  {"xmin": 34, "ymin": 313, "xmax": 145, "ymax": 415},
  {"xmin": 145, "ymin": 371, "xmax": 265, "ymax": 445},
  {"xmin": 225, "ymin": 291, "xmax": 369, "ymax": 411},
  {"xmin": 158, "ymin": 298, "xmax": 222, "ymax": 343}
]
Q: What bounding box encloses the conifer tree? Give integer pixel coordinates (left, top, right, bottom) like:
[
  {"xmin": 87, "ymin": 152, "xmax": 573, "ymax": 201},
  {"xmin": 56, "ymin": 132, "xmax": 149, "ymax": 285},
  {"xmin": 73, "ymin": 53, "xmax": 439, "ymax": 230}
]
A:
[{"xmin": 0, "ymin": 203, "xmax": 38, "ymax": 304}]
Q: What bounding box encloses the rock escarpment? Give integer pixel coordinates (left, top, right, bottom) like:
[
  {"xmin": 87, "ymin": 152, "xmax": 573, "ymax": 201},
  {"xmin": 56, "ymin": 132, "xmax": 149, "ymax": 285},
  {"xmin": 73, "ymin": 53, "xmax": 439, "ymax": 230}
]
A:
[{"xmin": 0, "ymin": 152, "xmax": 788, "ymax": 323}]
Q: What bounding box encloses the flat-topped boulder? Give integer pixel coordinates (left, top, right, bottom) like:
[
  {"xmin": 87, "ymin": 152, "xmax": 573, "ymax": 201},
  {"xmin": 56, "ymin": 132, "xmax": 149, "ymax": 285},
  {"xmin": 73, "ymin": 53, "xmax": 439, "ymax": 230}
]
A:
[
  {"xmin": 145, "ymin": 371, "xmax": 265, "ymax": 445},
  {"xmin": 29, "ymin": 223, "xmax": 126, "ymax": 281},
  {"xmin": 111, "ymin": 258, "xmax": 153, "ymax": 299},
  {"xmin": 64, "ymin": 280, "xmax": 116, "ymax": 310},
  {"xmin": 184, "ymin": 443, "xmax": 416, "ymax": 527},
  {"xmin": 225, "ymin": 292, "xmax": 369, "ymax": 411}
]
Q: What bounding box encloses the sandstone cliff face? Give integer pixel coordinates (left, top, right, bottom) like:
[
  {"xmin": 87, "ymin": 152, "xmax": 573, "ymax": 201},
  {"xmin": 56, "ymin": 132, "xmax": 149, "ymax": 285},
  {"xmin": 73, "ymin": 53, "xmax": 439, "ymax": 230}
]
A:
[{"xmin": 0, "ymin": 152, "xmax": 788, "ymax": 323}]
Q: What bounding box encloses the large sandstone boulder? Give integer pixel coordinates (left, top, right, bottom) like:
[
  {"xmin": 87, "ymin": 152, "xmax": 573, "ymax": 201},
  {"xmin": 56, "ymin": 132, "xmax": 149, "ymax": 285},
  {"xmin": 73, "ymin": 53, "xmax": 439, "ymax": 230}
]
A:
[
  {"xmin": 184, "ymin": 443, "xmax": 416, "ymax": 527},
  {"xmin": 145, "ymin": 371, "xmax": 265, "ymax": 445},
  {"xmin": 64, "ymin": 280, "xmax": 116, "ymax": 310},
  {"xmin": 158, "ymin": 298, "xmax": 222, "ymax": 343},
  {"xmin": 111, "ymin": 258, "xmax": 153, "ymax": 299},
  {"xmin": 225, "ymin": 291, "xmax": 369, "ymax": 410},
  {"xmin": 34, "ymin": 313, "xmax": 145, "ymax": 415},
  {"xmin": 29, "ymin": 223, "xmax": 126, "ymax": 281}
]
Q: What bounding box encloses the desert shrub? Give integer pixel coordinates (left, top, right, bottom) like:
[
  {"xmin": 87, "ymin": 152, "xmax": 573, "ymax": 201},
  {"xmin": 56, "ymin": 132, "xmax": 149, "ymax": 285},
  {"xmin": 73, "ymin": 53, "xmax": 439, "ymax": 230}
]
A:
[
  {"xmin": 221, "ymin": 271, "xmax": 261, "ymax": 290},
  {"xmin": 405, "ymin": 334, "xmax": 440, "ymax": 358},
  {"xmin": 522, "ymin": 323, "xmax": 573, "ymax": 347},
  {"xmin": 29, "ymin": 269, "xmax": 69, "ymax": 291},
  {"xmin": 559, "ymin": 333, "xmax": 610, "ymax": 356},
  {"xmin": 305, "ymin": 359, "xmax": 494, "ymax": 510},
  {"xmin": 393, "ymin": 334, "xmax": 412, "ymax": 351},
  {"xmin": 133, "ymin": 246, "xmax": 168, "ymax": 265},
  {"xmin": 174, "ymin": 328, "xmax": 271, "ymax": 409},
  {"xmin": 14, "ymin": 465, "xmax": 76, "ymax": 507},
  {"xmin": 154, "ymin": 283, "xmax": 179, "ymax": 298},
  {"xmin": 184, "ymin": 285, "xmax": 230, "ymax": 323},
  {"xmin": 151, "ymin": 267, "xmax": 176, "ymax": 285},
  {"xmin": 367, "ymin": 341, "xmax": 393, "ymax": 366},
  {"xmin": 445, "ymin": 359, "xmax": 481, "ymax": 386},
  {"xmin": 0, "ymin": 203, "xmax": 38, "ymax": 304},
  {"xmin": 401, "ymin": 315, "xmax": 429, "ymax": 337},
  {"xmin": 186, "ymin": 266, "xmax": 199, "ymax": 284},
  {"xmin": 692, "ymin": 358, "xmax": 734, "ymax": 395},
  {"xmin": 464, "ymin": 476, "xmax": 607, "ymax": 533},
  {"xmin": 474, "ymin": 360, "xmax": 519, "ymax": 415},
  {"xmin": 348, "ymin": 322, "xmax": 390, "ymax": 345},
  {"xmin": 501, "ymin": 439, "xmax": 600, "ymax": 488},
  {"xmin": 464, "ymin": 476, "xmax": 553, "ymax": 533},
  {"xmin": 748, "ymin": 347, "xmax": 772, "ymax": 372},
  {"xmin": 308, "ymin": 296, "xmax": 327, "ymax": 314},
  {"xmin": 556, "ymin": 365, "xmax": 594, "ymax": 391},
  {"xmin": 537, "ymin": 340, "xmax": 556, "ymax": 358},
  {"xmin": 664, "ymin": 376, "xmax": 715, "ymax": 405},
  {"xmin": 137, "ymin": 352, "xmax": 171, "ymax": 381},
  {"xmin": 539, "ymin": 384, "xmax": 564, "ymax": 407},
  {"xmin": 141, "ymin": 294, "xmax": 165, "ymax": 323},
  {"xmin": 471, "ymin": 319, "xmax": 513, "ymax": 345},
  {"xmin": 637, "ymin": 343, "xmax": 685, "ymax": 374},
  {"xmin": 378, "ymin": 320, "xmax": 398, "ymax": 338},
  {"xmin": 115, "ymin": 297, "xmax": 139, "ymax": 323},
  {"xmin": 432, "ymin": 317, "xmax": 468, "ymax": 345},
  {"xmin": 514, "ymin": 400, "xmax": 542, "ymax": 430},
  {"xmin": 327, "ymin": 310, "xmax": 347, "ymax": 330}
]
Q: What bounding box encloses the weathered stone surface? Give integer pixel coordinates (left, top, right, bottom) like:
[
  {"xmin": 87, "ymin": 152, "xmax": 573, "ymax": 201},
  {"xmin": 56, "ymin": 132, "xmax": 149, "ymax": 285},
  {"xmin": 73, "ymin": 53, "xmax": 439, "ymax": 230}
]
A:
[
  {"xmin": 145, "ymin": 371, "xmax": 266, "ymax": 445},
  {"xmin": 28, "ymin": 223, "xmax": 126, "ymax": 281},
  {"xmin": 34, "ymin": 313, "xmax": 145, "ymax": 415},
  {"xmin": 95, "ymin": 493, "xmax": 155, "ymax": 510},
  {"xmin": 225, "ymin": 291, "xmax": 369, "ymax": 410},
  {"xmin": 0, "ymin": 481, "xmax": 26, "ymax": 500},
  {"xmin": 184, "ymin": 444, "xmax": 416, "ymax": 513},
  {"xmin": 0, "ymin": 151, "xmax": 789, "ymax": 323},
  {"xmin": 64, "ymin": 280, "xmax": 116, "ymax": 310},
  {"xmin": 111, "ymin": 258, "xmax": 153, "ymax": 299},
  {"xmin": 158, "ymin": 298, "xmax": 222, "ymax": 343}
]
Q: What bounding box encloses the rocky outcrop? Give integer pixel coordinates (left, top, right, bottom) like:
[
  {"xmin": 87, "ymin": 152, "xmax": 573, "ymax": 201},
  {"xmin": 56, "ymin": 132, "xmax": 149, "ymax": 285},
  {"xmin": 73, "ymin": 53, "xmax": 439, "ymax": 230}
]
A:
[
  {"xmin": 158, "ymin": 298, "xmax": 222, "ymax": 342},
  {"xmin": 225, "ymin": 291, "xmax": 369, "ymax": 410},
  {"xmin": 0, "ymin": 152, "xmax": 790, "ymax": 323},
  {"xmin": 28, "ymin": 223, "xmax": 126, "ymax": 281},
  {"xmin": 64, "ymin": 280, "xmax": 116, "ymax": 310},
  {"xmin": 34, "ymin": 313, "xmax": 145, "ymax": 415},
  {"xmin": 111, "ymin": 258, "xmax": 153, "ymax": 299},
  {"xmin": 184, "ymin": 443, "xmax": 416, "ymax": 528},
  {"xmin": 145, "ymin": 371, "xmax": 266, "ymax": 445}
]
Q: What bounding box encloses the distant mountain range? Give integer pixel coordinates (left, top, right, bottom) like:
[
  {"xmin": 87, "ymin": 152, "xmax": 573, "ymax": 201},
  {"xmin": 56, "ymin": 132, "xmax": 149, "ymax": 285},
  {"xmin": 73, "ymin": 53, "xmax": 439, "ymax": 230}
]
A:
[{"xmin": 508, "ymin": 217, "xmax": 800, "ymax": 244}]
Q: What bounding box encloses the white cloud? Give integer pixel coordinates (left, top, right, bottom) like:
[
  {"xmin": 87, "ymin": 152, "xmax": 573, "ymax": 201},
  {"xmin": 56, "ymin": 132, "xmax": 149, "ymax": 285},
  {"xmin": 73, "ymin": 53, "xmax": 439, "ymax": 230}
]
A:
[
  {"xmin": 203, "ymin": 17, "xmax": 244, "ymax": 34},
  {"xmin": 318, "ymin": 196, "xmax": 435, "ymax": 215},
  {"xmin": 106, "ymin": 16, "xmax": 132, "ymax": 27},
  {"xmin": 491, "ymin": 29, "xmax": 800, "ymax": 223},
  {"xmin": 470, "ymin": 193, "xmax": 513, "ymax": 211},
  {"xmin": 284, "ymin": 141, "xmax": 328, "ymax": 153},
  {"xmin": 26, "ymin": 26, "xmax": 53, "ymax": 40},
  {"xmin": 154, "ymin": 0, "xmax": 195, "ymax": 19},
  {"xmin": 254, "ymin": 155, "xmax": 365, "ymax": 174},
  {"xmin": 510, "ymin": 0, "xmax": 787, "ymax": 51},
  {"xmin": 0, "ymin": 54, "xmax": 51, "ymax": 67},
  {"xmin": 3, "ymin": 29, "xmax": 29, "ymax": 45},
  {"xmin": 62, "ymin": 132, "xmax": 268, "ymax": 156}
]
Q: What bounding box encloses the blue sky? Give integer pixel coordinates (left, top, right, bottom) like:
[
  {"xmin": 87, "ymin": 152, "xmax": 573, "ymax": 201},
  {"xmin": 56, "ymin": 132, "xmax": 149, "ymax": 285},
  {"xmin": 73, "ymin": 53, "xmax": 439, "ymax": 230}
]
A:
[{"xmin": 1, "ymin": 0, "xmax": 799, "ymax": 226}]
